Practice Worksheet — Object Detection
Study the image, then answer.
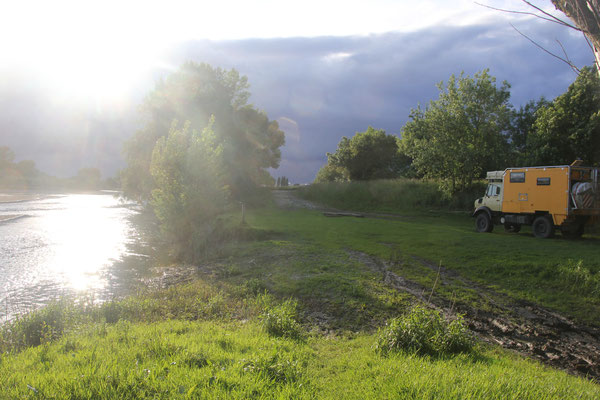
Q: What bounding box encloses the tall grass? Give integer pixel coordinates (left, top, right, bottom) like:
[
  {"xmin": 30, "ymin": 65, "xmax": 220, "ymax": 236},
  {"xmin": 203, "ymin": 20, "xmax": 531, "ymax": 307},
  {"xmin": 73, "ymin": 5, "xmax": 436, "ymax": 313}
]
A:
[
  {"xmin": 558, "ymin": 259, "xmax": 600, "ymax": 297},
  {"xmin": 298, "ymin": 179, "xmax": 486, "ymax": 213},
  {"xmin": 375, "ymin": 305, "xmax": 473, "ymax": 356}
]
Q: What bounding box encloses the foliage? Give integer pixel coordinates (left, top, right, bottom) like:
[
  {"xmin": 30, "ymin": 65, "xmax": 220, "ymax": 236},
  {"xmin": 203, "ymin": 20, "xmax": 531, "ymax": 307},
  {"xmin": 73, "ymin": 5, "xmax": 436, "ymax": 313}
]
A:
[
  {"xmin": 508, "ymin": 98, "xmax": 550, "ymax": 166},
  {"xmin": 0, "ymin": 146, "xmax": 41, "ymax": 190},
  {"xmin": 527, "ymin": 66, "xmax": 600, "ymax": 166},
  {"xmin": 322, "ymin": 127, "xmax": 407, "ymax": 182},
  {"xmin": 375, "ymin": 305, "xmax": 472, "ymax": 356},
  {"xmin": 122, "ymin": 62, "xmax": 285, "ymax": 201},
  {"xmin": 299, "ymin": 179, "xmax": 486, "ymax": 212},
  {"xmin": 0, "ymin": 299, "xmax": 77, "ymax": 351},
  {"xmin": 260, "ymin": 298, "xmax": 304, "ymax": 340},
  {"xmin": 150, "ymin": 119, "xmax": 228, "ymax": 260},
  {"xmin": 276, "ymin": 176, "xmax": 290, "ymax": 187},
  {"xmin": 314, "ymin": 163, "xmax": 348, "ymax": 183},
  {"xmin": 400, "ymin": 69, "xmax": 512, "ymax": 193}
]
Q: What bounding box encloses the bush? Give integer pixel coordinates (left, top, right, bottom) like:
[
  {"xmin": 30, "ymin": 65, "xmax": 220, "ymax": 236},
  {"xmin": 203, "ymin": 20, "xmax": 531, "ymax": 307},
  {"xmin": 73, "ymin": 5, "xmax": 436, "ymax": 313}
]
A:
[
  {"xmin": 299, "ymin": 179, "xmax": 486, "ymax": 212},
  {"xmin": 375, "ymin": 305, "xmax": 472, "ymax": 356},
  {"xmin": 260, "ymin": 299, "xmax": 304, "ymax": 340}
]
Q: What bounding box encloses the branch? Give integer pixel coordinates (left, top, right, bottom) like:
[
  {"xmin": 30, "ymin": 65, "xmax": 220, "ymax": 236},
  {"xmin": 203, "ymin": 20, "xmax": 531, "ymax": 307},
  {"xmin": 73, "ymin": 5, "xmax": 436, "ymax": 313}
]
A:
[
  {"xmin": 510, "ymin": 23, "xmax": 581, "ymax": 74},
  {"xmin": 556, "ymin": 38, "xmax": 583, "ymax": 74},
  {"xmin": 475, "ymin": 1, "xmax": 581, "ymax": 31},
  {"xmin": 520, "ymin": 0, "xmax": 581, "ymax": 31}
]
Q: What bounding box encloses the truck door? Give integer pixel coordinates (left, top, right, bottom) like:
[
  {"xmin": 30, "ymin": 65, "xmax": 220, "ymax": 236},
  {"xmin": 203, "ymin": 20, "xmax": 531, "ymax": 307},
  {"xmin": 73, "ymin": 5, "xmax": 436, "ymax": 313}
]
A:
[{"xmin": 485, "ymin": 184, "xmax": 502, "ymax": 212}]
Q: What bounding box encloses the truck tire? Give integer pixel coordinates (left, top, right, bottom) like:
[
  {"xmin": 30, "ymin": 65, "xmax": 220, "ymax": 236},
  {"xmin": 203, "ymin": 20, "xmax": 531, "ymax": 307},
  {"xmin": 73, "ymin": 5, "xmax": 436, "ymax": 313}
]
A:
[
  {"xmin": 504, "ymin": 223, "xmax": 521, "ymax": 233},
  {"xmin": 532, "ymin": 216, "xmax": 555, "ymax": 238},
  {"xmin": 475, "ymin": 213, "xmax": 493, "ymax": 233}
]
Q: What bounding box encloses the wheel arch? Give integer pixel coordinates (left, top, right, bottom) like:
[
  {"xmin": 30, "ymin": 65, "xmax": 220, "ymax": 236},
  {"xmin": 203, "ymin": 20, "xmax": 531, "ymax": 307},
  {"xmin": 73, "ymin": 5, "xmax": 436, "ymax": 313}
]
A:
[{"xmin": 473, "ymin": 206, "xmax": 492, "ymax": 219}]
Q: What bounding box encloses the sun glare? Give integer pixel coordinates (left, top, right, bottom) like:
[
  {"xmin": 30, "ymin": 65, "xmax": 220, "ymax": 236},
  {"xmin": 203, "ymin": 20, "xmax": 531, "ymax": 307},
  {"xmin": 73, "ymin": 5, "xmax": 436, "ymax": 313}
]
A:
[{"xmin": 1, "ymin": 1, "xmax": 172, "ymax": 107}]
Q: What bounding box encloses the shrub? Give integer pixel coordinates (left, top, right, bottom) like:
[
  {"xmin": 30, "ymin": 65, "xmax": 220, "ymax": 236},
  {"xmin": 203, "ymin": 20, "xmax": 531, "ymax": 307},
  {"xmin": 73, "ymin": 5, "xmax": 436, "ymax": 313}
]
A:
[
  {"xmin": 375, "ymin": 305, "xmax": 472, "ymax": 356},
  {"xmin": 299, "ymin": 179, "xmax": 486, "ymax": 212},
  {"xmin": 260, "ymin": 299, "xmax": 304, "ymax": 340}
]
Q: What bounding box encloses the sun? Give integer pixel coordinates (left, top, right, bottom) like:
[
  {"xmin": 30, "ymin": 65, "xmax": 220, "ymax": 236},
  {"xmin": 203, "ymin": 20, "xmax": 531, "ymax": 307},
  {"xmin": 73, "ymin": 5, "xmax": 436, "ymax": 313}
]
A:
[{"xmin": 0, "ymin": 1, "xmax": 172, "ymax": 108}]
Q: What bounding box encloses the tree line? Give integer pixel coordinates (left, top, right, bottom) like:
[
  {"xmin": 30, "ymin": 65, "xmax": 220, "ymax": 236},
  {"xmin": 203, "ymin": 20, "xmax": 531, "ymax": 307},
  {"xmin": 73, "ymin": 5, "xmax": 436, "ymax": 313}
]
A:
[
  {"xmin": 0, "ymin": 146, "xmax": 112, "ymax": 191},
  {"xmin": 316, "ymin": 66, "xmax": 600, "ymax": 194}
]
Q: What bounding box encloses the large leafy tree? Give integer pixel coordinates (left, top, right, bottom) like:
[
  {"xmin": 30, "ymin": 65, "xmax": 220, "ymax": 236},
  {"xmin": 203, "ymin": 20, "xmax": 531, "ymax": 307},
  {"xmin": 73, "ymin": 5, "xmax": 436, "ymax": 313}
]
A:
[
  {"xmin": 150, "ymin": 119, "xmax": 228, "ymax": 259},
  {"xmin": 508, "ymin": 98, "xmax": 550, "ymax": 165},
  {"xmin": 318, "ymin": 127, "xmax": 407, "ymax": 181},
  {"xmin": 122, "ymin": 62, "xmax": 285, "ymax": 201},
  {"xmin": 400, "ymin": 69, "xmax": 512, "ymax": 193},
  {"xmin": 527, "ymin": 66, "xmax": 600, "ymax": 165}
]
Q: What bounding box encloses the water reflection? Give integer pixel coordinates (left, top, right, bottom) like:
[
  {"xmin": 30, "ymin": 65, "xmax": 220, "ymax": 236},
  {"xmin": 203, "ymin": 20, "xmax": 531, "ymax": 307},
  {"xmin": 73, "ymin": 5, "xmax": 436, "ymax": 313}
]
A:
[{"xmin": 0, "ymin": 193, "xmax": 153, "ymax": 321}]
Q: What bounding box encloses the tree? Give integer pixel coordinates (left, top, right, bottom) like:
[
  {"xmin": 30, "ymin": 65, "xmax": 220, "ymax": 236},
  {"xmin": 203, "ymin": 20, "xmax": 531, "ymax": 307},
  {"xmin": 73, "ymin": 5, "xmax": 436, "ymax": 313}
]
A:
[
  {"xmin": 150, "ymin": 118, "xmax": 228, "ymax": 259},
  {"xmin": 551, "ymin": 0, "xmax": 600, "ymax": 73},
  {"xmin": 122, "ymin": 62, "xmax": 285, "ymax": 201},
  {"xmin": 400, "ymin": 69, "xmax": 512, "ymax": 193},
  {"xmin": 508, "ymin": 97, "xmax": 550, "ymax": 165},
  {"xmin": 314, "ymin": 164, "xmax": 349, "ymax": 183},
  {"xmin": 0, "ymin": 146, "xmax": 14, "ymax": 170},
  {"xmin": 323, "ymin": 127, "xmax": 406, "ymax": 181},
  {"xmin": 527, "ymin": 66, "xmax": 600, "ymax": 165}
]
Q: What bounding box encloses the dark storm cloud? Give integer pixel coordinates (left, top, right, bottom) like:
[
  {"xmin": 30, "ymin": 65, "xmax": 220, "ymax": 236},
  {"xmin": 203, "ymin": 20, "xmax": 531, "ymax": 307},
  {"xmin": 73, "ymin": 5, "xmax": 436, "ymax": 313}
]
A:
[
  {"xmin": 0, "ymin": 19, "xmax": 593, "ymax": 183},
  {"xmin": 169, "ymin": 20, "xmax": 591, "ymax": 182}
]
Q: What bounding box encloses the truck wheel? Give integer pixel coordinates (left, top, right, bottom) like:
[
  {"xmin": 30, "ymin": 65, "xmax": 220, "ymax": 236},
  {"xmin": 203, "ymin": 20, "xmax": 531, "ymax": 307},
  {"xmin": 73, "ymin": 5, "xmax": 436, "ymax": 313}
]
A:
[
  {"xmin": 475, "ymin": 213, "xmax": 493, "ymax": 233},
  {"xmin": 532, "ymin": 216, "xmax": 555, "ymax": 239},
  {"xmin": 504, "ymin": 223, "xmax": 521, "ymax": 233}
]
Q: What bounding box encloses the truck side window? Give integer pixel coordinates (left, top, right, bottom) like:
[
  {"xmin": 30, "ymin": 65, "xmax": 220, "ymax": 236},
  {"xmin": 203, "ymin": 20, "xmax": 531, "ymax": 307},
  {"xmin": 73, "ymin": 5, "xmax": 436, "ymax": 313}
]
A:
[
  {"xmin": 510, "ymin": 172, "xmax": 525, "ymax": 183},
  {"xmin": 537, "ymin": 177, "xmax": 551, "ymax": 186},
  {"xmin": 486, "ymin": 184, "xmax": 500, "ymax": 196}
]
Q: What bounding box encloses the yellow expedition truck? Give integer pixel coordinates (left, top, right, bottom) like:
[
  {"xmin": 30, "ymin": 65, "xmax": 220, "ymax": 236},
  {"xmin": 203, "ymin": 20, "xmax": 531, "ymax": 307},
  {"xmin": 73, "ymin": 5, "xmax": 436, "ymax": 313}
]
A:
[{"xmin": 473, "ymin": 161, "xmax": 599, "ymax": 238}]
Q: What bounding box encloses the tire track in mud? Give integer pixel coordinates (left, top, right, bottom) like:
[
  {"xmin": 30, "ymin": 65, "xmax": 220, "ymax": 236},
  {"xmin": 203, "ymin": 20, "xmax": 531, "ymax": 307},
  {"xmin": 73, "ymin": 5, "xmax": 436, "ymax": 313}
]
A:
[{"xmin": 348, "ymin": 250, "xmax": 600, "ymax": 381}]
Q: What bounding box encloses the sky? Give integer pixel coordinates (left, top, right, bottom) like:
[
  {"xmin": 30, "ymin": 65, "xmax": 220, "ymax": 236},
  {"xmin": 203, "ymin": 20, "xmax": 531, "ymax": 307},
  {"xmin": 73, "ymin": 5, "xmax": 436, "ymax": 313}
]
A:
[{"xmin": 0, "ymin": 0, "xmax": 594, "ymax": 183}]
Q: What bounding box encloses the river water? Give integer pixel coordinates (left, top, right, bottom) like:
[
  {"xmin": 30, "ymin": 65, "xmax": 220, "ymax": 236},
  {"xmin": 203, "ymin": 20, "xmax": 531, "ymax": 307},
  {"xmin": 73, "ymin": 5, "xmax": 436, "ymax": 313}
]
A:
[{"xmin": 0, "ymin": 193, "xmax": 155, "ymax": 322}]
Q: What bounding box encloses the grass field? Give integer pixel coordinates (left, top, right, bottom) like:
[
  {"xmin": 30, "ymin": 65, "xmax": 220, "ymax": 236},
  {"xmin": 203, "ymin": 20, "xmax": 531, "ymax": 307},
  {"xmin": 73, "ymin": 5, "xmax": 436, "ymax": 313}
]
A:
[{"xmin": 1, "ymin": 183, "xmax": 599, "ymax": 398}]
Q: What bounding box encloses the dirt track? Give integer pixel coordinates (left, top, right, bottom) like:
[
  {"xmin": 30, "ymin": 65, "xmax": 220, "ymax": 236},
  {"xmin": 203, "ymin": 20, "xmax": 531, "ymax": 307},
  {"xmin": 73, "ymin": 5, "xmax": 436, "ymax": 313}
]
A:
[{"xmin": 274, "ymin": 189, "xmax": 600, "ymax": 380}]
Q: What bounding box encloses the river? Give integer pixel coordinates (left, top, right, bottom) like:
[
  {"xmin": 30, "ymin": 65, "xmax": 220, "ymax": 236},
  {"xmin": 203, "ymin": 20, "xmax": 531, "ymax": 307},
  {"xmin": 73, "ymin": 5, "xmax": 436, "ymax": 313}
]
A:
[{"xmin": 0, "ymin": 192, "xmax": 155, "ymax": 322}]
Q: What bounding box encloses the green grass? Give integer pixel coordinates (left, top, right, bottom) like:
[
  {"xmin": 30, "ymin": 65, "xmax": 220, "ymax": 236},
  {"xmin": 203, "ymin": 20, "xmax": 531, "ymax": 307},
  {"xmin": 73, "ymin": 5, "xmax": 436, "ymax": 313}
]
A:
[
  {"xmin": 1, "ymin": 319, "xmax": 598, "ymax": 399},
  {"xmin": 245, "ymin": 207, "xmax": 600, "ymax": 326}
]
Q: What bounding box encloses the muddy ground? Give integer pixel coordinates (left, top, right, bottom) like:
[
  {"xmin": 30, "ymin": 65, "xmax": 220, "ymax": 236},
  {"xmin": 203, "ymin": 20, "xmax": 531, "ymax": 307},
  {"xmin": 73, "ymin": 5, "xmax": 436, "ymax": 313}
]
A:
[{"xmin": 273, "ymin": 189, "xmax": 600, "ymax": 381}]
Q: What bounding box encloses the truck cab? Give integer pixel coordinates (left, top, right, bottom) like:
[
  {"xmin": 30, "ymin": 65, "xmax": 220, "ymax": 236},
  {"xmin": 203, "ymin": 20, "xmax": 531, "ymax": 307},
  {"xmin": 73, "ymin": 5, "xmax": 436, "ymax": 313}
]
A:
[{"xmin": 476, "ymin": 171, "xmax": 503, "ymax": 212}]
